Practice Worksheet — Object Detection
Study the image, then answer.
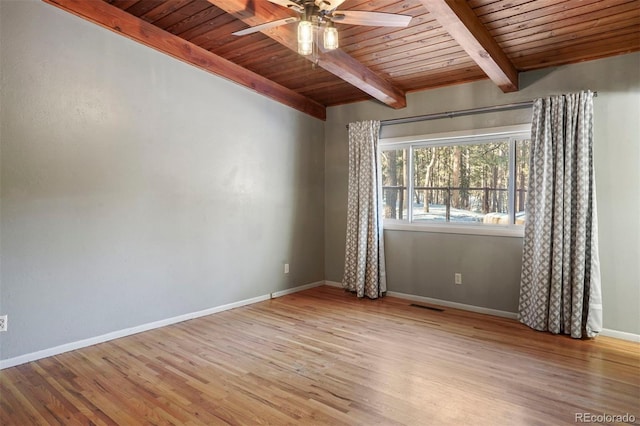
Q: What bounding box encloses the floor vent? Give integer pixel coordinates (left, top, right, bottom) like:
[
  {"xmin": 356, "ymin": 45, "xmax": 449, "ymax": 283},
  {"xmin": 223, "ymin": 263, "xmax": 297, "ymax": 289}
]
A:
[{"xmin": 410, "ymin": 303, "xmax": 445, "ymax": 312}]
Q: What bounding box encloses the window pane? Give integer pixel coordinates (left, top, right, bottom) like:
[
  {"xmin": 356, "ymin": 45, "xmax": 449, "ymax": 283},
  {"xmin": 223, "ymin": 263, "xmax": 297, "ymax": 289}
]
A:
[
  {"xmin": 412, "ymin": 141, "xmax": 512, "ymax": 224},
  {"xmin": 515, "ymin": 139, "xmax": 531, "ymax": 225},
  {"xmin": 381, "ymin": 131, "xmax": 531, "ymax": 228},
  {"xmin": 380, "ymin": 148, "xmax": 408, "ymax": 220}
]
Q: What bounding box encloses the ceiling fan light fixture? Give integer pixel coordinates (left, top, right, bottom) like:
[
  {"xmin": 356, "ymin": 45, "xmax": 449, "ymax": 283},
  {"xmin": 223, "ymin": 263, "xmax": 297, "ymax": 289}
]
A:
[
  {"xmin": 235, "ymin": 1, "xmax": 413, "ymax": 60},
  {"xmin": 323, "ymin": 23, "xmax": 338, "ymax": 50},
  {"xmin": 298, "ymin": 20, "xmax": 313, "ymax": 55}
]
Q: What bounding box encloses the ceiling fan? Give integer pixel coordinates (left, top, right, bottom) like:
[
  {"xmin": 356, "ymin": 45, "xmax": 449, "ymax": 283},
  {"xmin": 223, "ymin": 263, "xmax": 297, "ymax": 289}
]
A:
[{"xmin": 232, "ymin": 0, "xmax": 413, "ymax": 56}]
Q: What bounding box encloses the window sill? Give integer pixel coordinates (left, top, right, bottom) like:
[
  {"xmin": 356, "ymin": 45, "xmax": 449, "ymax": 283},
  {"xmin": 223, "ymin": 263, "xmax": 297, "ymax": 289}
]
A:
[{"xmin": 383, "ymin": 221, "xmax": 525, "ymax": 238}]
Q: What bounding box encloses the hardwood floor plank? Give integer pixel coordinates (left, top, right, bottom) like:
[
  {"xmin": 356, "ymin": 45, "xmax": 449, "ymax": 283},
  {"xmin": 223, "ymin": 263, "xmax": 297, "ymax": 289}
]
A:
[{"xmin": 1, "ymin": 285, "xmax": 638, "ymax": 425}]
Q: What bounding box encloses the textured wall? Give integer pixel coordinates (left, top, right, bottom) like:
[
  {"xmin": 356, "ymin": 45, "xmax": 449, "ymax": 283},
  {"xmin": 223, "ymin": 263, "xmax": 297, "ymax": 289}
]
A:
[
  {"xmin": 325, "ymin": 53, "xmax": 640, "ymax": 335},
  {"xmin": 0, "ymin": 0, "xmax": 324, "ymax": 360}
]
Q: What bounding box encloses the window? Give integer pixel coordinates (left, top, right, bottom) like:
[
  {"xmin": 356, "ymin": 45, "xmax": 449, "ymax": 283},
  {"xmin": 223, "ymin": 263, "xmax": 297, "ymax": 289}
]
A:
[{"xmin": 379, "ymin": 126, "xmax": 531, "ymax": 233}]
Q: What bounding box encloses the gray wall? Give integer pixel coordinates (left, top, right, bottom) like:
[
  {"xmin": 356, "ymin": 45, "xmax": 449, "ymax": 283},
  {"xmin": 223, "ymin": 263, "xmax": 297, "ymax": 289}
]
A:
[
  {"xmin": 0, "ymin": 0, "xmax": 324, "ymax": 360},
  {"xmin": 1, "ymin": 1, "xmax": 638, "ymax": 363},
  {"xmin": 325, "ymin": 53, "xmax": 640, "ymax": 334}
]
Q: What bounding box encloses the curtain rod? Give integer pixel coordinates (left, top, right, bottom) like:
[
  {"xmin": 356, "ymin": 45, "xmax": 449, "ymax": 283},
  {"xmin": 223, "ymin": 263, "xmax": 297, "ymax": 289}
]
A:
[
  {"xmin": 345, "ymin": 92, "xmax": 598, "ymax": 128},
  {"xmin": 380, "ymin": 101, "xmax": 533, "ymax": 126}
]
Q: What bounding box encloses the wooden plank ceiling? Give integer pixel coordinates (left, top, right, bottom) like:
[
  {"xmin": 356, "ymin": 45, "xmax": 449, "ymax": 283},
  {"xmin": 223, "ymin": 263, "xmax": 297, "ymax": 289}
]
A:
[{"xmin": 44, "ymin": 0, "xmax": 640, "ymax": 120}]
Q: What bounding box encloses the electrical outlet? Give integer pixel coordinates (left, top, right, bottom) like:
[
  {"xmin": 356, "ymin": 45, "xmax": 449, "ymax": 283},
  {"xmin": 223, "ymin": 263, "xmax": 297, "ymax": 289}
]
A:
[
  {"xmin": 0, "ymin": 315, "xmax": 7, "ymax": 332},
  {"xmin": 454, "ymin": 273, "xmax": 462, "ymax": 285},
  {"xmin": 284, "ymin": 263, "xmax": 289, "ymax": 274}
]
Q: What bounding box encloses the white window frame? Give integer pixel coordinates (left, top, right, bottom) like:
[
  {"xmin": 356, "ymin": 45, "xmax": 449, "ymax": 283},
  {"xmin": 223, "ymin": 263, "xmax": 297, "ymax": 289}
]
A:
[{"xmin": 379, "ymin": 124, "xmax": 531, "ymax": 238}]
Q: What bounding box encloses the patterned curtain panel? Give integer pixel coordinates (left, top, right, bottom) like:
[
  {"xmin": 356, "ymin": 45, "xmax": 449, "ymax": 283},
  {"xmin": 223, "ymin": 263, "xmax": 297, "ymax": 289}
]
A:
[
  {"xmin": 342, "ymin": 120, "xmax": 387, "ymax": 299},
  {"xmin": 519, "ymin": 91, "xmax": 602, "ymax": 338}
]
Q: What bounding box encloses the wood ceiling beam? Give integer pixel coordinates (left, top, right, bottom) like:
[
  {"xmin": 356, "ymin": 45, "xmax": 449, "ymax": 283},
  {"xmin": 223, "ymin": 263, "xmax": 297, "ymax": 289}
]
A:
[
  {"xmin": 207, "ymin": 0, "xmax": 407, "ymax": 109},
  {"xmin": 41, "ymin": 0, "xmax": 326, "ymax": 120},
  {"xmin": 419, "ymin": 0, "xmax": 519, "ymax": 92}
]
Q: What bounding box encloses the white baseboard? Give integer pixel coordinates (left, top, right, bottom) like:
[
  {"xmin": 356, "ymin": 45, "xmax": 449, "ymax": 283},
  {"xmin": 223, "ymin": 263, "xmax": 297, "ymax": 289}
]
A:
[
  {"xmin": 4, "ymin": 282, "xmax": 637, "ymax": 369},
  {"xmin": 270, "ymin": 281, "xmax": 325, "ymax": 298},
  {"xmin": 386, "ymin": 291, "xmax": 640, "ymax": 343},
  {"xmin": 600, "ymin": 328, "xmax": 640, "ymax": 342},
  {"xmin": 386, "ymin": 291, "xmax": 519, "ymax": 319},
  {"xmin": 1, "ymin": 281, "xmax": 323, "ymax": 370}
]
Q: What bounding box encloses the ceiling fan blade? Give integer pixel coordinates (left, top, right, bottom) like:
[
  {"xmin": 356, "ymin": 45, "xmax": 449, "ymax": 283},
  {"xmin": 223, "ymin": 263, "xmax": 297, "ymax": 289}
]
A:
[
  {"xmin": 267, "ymin": 0, "xmax": 304, "ymax": 13},
  {"xmin": 232, "ymin": 17, "xmax": 300, "ymax": 36},
  {"xmin": 317, "ymin": 0, "xmax": 347, "ymax": 12},
  {"xmin": 331, "ymin": 11, "xmax": 412, "ymax": 27}
]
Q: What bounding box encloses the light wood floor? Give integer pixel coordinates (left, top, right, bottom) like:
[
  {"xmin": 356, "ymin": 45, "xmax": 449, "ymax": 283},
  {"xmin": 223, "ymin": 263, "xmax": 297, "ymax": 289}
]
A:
[{"xmin": 1, "ymin": 285, "xmax": 639, "ymax": 425}]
